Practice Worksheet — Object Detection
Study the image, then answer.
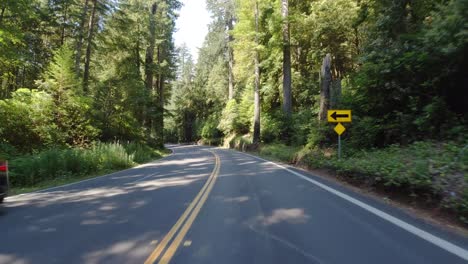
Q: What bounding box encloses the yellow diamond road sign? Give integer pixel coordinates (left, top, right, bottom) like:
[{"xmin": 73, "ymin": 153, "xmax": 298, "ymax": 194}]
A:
[
  {"xmin": 328, "ymin": 110, "xmax": 352, "ymax": 123},
  {"xmin": 334, "ymin": 123, "xmax": 346, "ymax": 136}
]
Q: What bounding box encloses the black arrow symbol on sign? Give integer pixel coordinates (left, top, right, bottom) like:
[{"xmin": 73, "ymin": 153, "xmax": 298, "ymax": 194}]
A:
[{"xmin": 331, "ymin": 112, "xmax": 349, "ymax": 120}]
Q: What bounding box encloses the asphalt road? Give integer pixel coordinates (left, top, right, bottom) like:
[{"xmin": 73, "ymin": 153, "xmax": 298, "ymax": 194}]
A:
[{"xmin": 1, "ymin": 145, "xmax": 468, "ymax": 264}]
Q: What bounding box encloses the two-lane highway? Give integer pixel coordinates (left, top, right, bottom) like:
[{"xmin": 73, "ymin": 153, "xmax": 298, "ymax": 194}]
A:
[{"xmin": 1, "ymin": 145, "xmax": 468, "ymax": 264}]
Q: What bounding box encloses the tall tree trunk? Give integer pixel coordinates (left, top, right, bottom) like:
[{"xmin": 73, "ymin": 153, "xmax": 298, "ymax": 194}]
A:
[
  {"xmin": 281, "ymin": 0, "xmax": 292, "ymax": 116},
  {"xmin": 156, "ymin": 45, "xmax": 164, "ymax": 147},
  {"xmin": 83, "ymin": 0, "xmax": 97, "ymax": 91},
  {"xmin": 144, "ymin": 3, "xmax": 157, "ymax": 143},
  {"xmin": 145, "ymin": 3, "xmax": 157, "ymax": 91},
  {"xmin": 354, "ymin": 27, "xmax": 359, "ymax": 55},
  {"xmin": 60, "ymin": 0, "xmax": 69, "ymax": 46},
  {"xmin": 318, "ymin": 54, "xmax": 332, "ymax": 121},
  {"xmin": 135, "ymin": 23, "xmax": 141, "ymax": 71},
  {"xmin": 253, "ymin": 1, "xmax": 260, "ymax": 145},
  {"xmin": 0, "ymin": 6, "xmax": 6, "ymax": 27},
  {"xmin": 227, "ymin": 16, "xmax": 235, "ymax": 100},
  {"xmin": 75, "ymin": 0, "xmax": 89, "ymax": 75}
]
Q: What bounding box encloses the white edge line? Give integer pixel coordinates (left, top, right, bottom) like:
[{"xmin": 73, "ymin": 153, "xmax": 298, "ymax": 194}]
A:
[
  {"xmin": 238, "ymin": 151, "xmax": 468, "ymax": 261},
  {"xmin": 6, "ymin": 149, "xmax": 174, "ymax": 199}
]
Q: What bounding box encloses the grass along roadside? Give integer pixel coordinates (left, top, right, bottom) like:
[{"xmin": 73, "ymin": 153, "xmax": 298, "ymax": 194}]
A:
[{"xmin": 7, "ymin": 142, "xmax": 170, "ymax": 196}]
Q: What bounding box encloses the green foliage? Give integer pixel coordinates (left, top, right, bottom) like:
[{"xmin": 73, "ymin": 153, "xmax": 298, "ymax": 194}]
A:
[
  {"xmin": 237, "ymin": 89, "xmax": 255, "ymax": 133},
  {"xmin": 36, "ymin": 45, "xmax": 98, "ymax": 146},
  {"xmin": 8, "ymin": 142, "xmax": 165, "ymax": 188},
  {"xmin": 351, "ymin": 0, "xmax": 468, "ymax": 145},
  {"xmin": 323, "ymin": 141, "xmax": 468, "ymax": 222},
  {"xmin": 123, "ymin": 142, "xmax": 165, "ymax": 164},
  {"xmin": 0, "ymin": 89, "xmax": 54, "ymax": 151},
  {"xmin": 258, "ymin": 143, "xmax": 301, "ymax": 163},
  {"xmin": 9, "ymin": 142, "xmax": 135, "ymax": 187},
  {"xmin": 218, "ymin": 99, "xmax": 241, "ymax": 135},
  {"xmin": 0, "ymin": 143, "xmax": 20, "ymax": 160},
  {"xmin": 201, "ymin": 115, "xmax": 223, "ymax": 143},
  {"xmin": 260, "ymin": 112, "xmax": 284, "ymax": 143},
  {"xmin": 226, "ymin": 135, "xmax": 253, "ymax": 152},
  {"xmin": 306, "ymin": 121, "xmax": 330, "ymax": 148},
  {"xmin": 288, "ymin": 110, "xmax": 316, "ymax": 146},
  {"xmin": 346, "ymin": 116, "xmax": 382, "ymax": 149},
  {"xmin": 1, "ymin": 0, "xmax": 181, "ymax": 152}
]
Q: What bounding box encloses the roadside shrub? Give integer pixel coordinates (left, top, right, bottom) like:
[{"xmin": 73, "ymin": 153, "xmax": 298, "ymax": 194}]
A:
[
  {"xmin": 9, "ymin": 142, "xmax": 135, "ymax": 187},
  {"xmin": 324, "ymin": 141, "xmax": 468, "ymax": 222},
  {"xmin": 346, "ymin": 116, "xmax": 381, "ymax": 149},
  {"xmin": 261, "ymin": 113, "xmax": 284, "ymax": 143},
  {"xmin": 259, "ymin": 144, "xmax": 301, "ymax": 163},
  {"xmin": 123, "ymin": 142, "xmax": 163, "ymax": 163},
  {"xmin": 218, "ymin": 99, "xmax": 239, "ymax": 135},
  {"xmin": 201, "ymin": 115, "xmax": 223, "ymax": 144},
  {"xmin": 226, "ymin": 135, "xmax": 253, "ymax": 151},
  {"xmin": 0, "ymin": 143, "xmax": 20, "ymax": 160},
  {"xmin": 289, "ymin": 110, "xmax": 315, "ymax": 146},
  {"xmin": 306, "ymin": 120, "xmax": 329, "ymax": 147}
]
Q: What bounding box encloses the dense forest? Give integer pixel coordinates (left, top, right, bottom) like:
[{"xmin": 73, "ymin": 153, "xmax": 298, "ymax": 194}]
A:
[
  {"xmin": 167, "ymin": 0, "xmax": 467, "ymax": 146},
  {"xmin": 0, "ymin": 0, "xmax": 180, "ymax": 150},
  {"xmin": 0, "ymin": 0, "xmax": 180, "ymax": 189},
  {"xmin": 0, "ymin": 1, "xmax": 467, "ymax": 221}
]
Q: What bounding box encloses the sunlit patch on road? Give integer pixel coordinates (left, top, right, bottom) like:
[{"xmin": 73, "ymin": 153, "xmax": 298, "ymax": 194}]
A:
[{"xmin": 256, "ymin": 208, "xmax": 310, "ymax": 226}]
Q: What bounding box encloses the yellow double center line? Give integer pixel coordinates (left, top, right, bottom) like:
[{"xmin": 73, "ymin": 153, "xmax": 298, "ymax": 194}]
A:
[{"xmin": 144, "ymin": 151, "xmax": 221, "ymax": 264}]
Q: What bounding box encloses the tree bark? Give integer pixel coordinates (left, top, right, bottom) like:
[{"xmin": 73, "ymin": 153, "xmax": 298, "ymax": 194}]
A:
[
  {"xmin": 156, "ymin": 45, "xmax": 164, "ymax": 147},
  {"xmin": 281, "ymin": 0, "xmax": 292, "ymax": 116},
  {"xmin": 0, "ymin": 6, "xmax": 6, "ymax": 27},
  {"xmin": 83, "ymin": 0, "xmax": 97, "ymax": 91},
  {"xmin": 75, "ymin": 0, "xmax": 89, "ymax": 75},
  {"xmin": 227, "ymin": 16, "xmax": 235, "ymax": 100},
  {"xmin": 135, "ymin": 23, "xmax": 141, "ymax": 71},
  {"xmin": 253, "ymin": 1, "xmax": 261, "ymax": 145},
  {"xmin": 145, "ymin": 3, "xmax": 157, "ymax": 91},
  {"xmin": 60, "ymin": 0, "xmax": 69, "ymax": 46},
  {"xmin": 144, "ymin": 3, "xmax": 157, "ymax": 143},
  {"xmin": 318, "ymin": 54, "xmax": 332, "ymax": 121}
]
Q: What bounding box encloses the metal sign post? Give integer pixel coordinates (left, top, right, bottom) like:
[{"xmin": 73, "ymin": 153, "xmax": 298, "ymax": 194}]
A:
[
  {"xmin": 338, "ymin": 135, "xmax": 341, "ymax": 159},
  {"xmin": 328, "ymin": 110, "xmax": 351, "ymax": 160}
]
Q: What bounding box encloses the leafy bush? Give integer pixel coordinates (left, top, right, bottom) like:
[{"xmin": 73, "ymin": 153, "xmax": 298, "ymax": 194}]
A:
[
  {"xmin": 0, "ymin": 143, "xmax": 20, "ymax": 160},
  {"xmin": 289, "ymin": 110, "xmax": 315, "ymax": 146},
  {"xmin": 322, "ymin": 141, "xmax": 468, "ymax": 222},
  {"xmin": 260, "ymin": 113, "xmax": 284, "ymax": 143},
  {"xmin": 0, "ymin": 89, "xmax": 54, "ymax": 151},
  {"xmin": 201, "ymin": 115, "xmax": 223, "ymax": 143},
  {"xmin": 9, "ymin": 142, "xmax": 137, "ymax": 187},
  {"xmin": 237, "ymin": 90, "xmax": 254, "ymax": 134},
  {"xmin": 344, "ymin": 116, "xmax": 382, "ymax": 149},
  {"xmin": 259, "ymin": 144, "xmax": 301, "ymax": 163},
  {"xmin": 306, "ymin": 120, "xmax": 330, "ymax": 148},
  {"xmin": 123, "ymin": 142, "xmax": 164, "ymax": 163},
  {"xmin": 226, "ymin": 135, "xmax": 253, "ymax": 152},
  {"xmin": 218, "ymin": 99, "xmax": 240, "ymax": 135}
]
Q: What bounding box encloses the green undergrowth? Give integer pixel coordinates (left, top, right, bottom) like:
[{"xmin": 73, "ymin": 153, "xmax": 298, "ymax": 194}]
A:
[
  {"xmin": 256, "ymin": 143, "xmax": 302, "ymax": 163},
  {"xmin": 5, "ymin": 142, "xmax": 168, "ymax": 194}
]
